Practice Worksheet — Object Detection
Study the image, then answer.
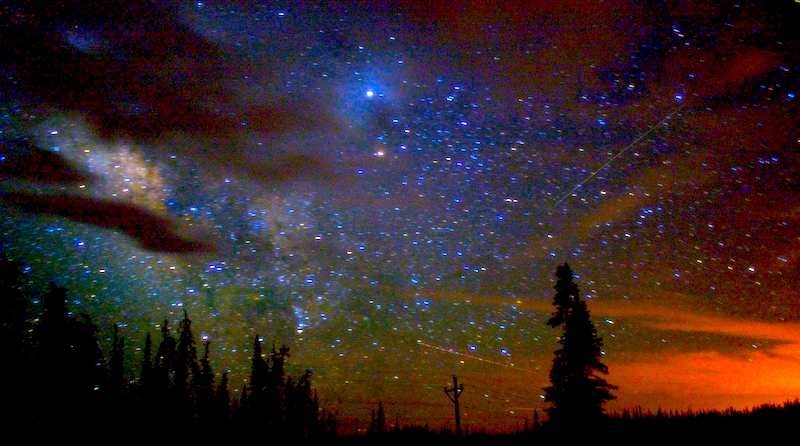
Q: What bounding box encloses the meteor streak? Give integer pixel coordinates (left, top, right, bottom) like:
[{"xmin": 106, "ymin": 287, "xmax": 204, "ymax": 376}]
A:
[
  {"xmin": 417, "ymin": 341, "xmax": 536, "ymax": 374},
  {"xmin": 554, "ymin": 104, "xmax": 687, "ymax": 207}
]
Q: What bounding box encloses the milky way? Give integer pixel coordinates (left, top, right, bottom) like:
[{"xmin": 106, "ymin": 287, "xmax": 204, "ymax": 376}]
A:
[{"xmin": 2, "ymin": 0, "xmax": 800, "ymax": 433}]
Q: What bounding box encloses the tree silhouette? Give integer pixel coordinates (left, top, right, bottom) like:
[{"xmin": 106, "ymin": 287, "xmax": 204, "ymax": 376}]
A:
[
  {"xmin": 250, "ymin": 335, "xmax": 269, "ymax": 398},
  {"xmin": 376, "ymin": 401, "xmax": 386, "ymax": 434},
  {"xmin": 0, "ymin": 255, "xmax": 30, "ymax": 433},
  {"xmin": 109, "ymin": 324, "xmax": 126, "ymax": 403},
  {"xmin": 247, "ymin": 334, "xmax": 269, "ymax": 427},
  {"xmin": 239, "ymin": 383, "xmax": 249, "ymax": 412},
  {"xmin": 174, "ymin": 310, "xmax": 199, "ymax": 393},
  {"xmin": 33, "ymin": 283, "xmax": 106, "ymax": 433},
  {"xmin": 173, "ymin": 311, "xmax": 199, "ymax": 422},
  {"xmin": 196, "ymin": 340, "xmax": 216, "ymax": 422},
  {"xmin": 0, "ymin": 254, "xmax": 28, "ymax": 364},
  {"xmin": 139, "ymin": 332, "xmax": 154, "ymax": 397},
  {"xmin": 215, "ymin": 372, "xmax": 231, "ymax": 424},
  {"xmin": 0, "ymin": 261, "xmax": 335, "ymax": 441},
  {"xmin": 151, "ymin": 318, "xmax": 177, "ymax": 433},
  {"xmin": 267, "ymin": 343, "xmax": 290, "ymax": 428},
  {"xmin": 270, "ymin": 343, "xmax": 290, "ymax": 380},
  {"xmin": 285, "ymin": 369, "xmax": 321, "ymax": 439},
  {"xmin": 543, "ymin": 263, "xmax": 617, "ymax": 428},
  {"xmin": 154, "ymin": 319, "xmax": 176, "ymax": 394}
]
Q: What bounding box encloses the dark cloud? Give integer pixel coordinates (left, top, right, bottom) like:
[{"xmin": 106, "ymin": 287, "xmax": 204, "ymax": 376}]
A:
[
  {"xmin": 1, "ymin": 192, "xmax": 213, "ymax": 253},
  {"xmin": 0, "ymin": 0, "xmax": 328, "ymax": 143},
  {"xmin": 0, "ymin": 138, "xmax": 91, "ymax": 185}
]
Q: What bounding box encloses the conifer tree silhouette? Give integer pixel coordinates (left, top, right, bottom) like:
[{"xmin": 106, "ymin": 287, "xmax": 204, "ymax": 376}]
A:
[
  {"xmin": 293, "ymin": 371, "xmax": 321, "ymax": 438},
  {"xmin": 268, "ymin": 343, "xmax": 290, "ymax": 427},
  {"xmin": 173, "ymin": 311, "xmax": 199, "ymax": 422},
  {"xmin": 196, "ymin": 340, "xmax": 216, "ymax": 422},
  {"xmin": 34, "ymin": 283, "xmax": 105, "ymax": 433},
  {"xmin": 34, "ymin": 283, "xmax": 73, "ymax": 425},
  {"xmin": 543, "ymin": 263, "xmax": 617, "ymax": 428},
  {"xmin": 66, "ymin": 312, "xmax": 106, "ymax": 431},
  {"xmin": 154, "ymin": 319, "xmax": 176, "ymax": 393},
  {"xmin": 376, "ymin": 401, "xmax": 386, "ymax": 434},
  {"xmin": 174, "ymin": 311, "xmax": 198, "ymax": 392},
  {"xmin": 282, "ymin": 369, "xmax": 320, "ymax": 439},
  {"xmin": 215, "ymin": 372, "xmax": 231, "ymax": 424},
  {"xmin": 240, "ymin": 384, "xmax": 249, "ymax": 411},
  {"xmin": 309, "ymin": 388, "xmax": 321, "ymax": 438},
  {"xmin": 250, "ymin": 335, "xmax": 269, "ymax": 396},
  {"xmin": 109, "ymin": 324, "xmax": 126, "ymax": 403},
  {"xmin": 139, "ymin": 332, "xmax": 153, "ymax": 397},
  {"xmin": 0, "ymin": 255, "xmax": 30, "ymax": 433},
  {"xmin": 106, "ymin": 323, "xmax": 128, "ymax": 436},
  {"xmin": 152, "ymin": 318, "xmax": 177, "ymax": 433},
  {"xmin": 248, "ymin": 334, "xmax": 269, "ymax": 424},
  {"xmin": 0, "ymin": 254, "xmax": 28, "ymax": 366},
  {"xmin": 0, "ymin": 264, "xmax": 336, "ymax": 441}
]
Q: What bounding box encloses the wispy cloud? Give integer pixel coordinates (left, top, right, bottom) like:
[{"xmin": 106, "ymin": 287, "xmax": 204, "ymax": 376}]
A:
[{"xmin": 587, "ymin": 299, "xmax": 800, "ymax": 411}]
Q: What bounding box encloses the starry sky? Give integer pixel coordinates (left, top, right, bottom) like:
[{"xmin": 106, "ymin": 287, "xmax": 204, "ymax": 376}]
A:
[{"xmin": 2, "ymin": 0, "xmax": 800, "ymax": 434}]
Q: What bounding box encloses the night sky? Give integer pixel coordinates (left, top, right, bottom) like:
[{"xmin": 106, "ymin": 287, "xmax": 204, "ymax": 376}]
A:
[{"xmin": 2, "ymin": 0, "xmax": 800, "ymax": 433}]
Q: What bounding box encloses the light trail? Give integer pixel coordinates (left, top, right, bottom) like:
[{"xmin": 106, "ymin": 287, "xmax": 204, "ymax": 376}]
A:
[
  {"xmin": 417, "ymin": 341, "xmax": 537, "ymax": 374},
  {"xmin": 553, "ymin": 103, "xmax": 686, "ymax": 207}
]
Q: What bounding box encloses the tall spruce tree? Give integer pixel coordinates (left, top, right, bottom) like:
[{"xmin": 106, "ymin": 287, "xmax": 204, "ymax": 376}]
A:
[
  {"xmin": 152, "ymin": 318, "xmax": 177, "ymax": 433},
  {"xmin": 215, "ymin": 372, "xmax": 231, "ymax": 424},
  {"xmin": 376, "ymin": 401, "xmax": 386, "ymax": 434},
  {"xmin": 109, "ymin": 324, "xmax": 126, "ymax": 403},
  {"xmin": 292, "ymin": 370, "xmax": 321, "ymax": 439},
  {"xmin": 267, "ymin": 343, "xmax": 290, "ymax": 427},
  {"xmin": 196, "ymin": 340, "xmax": 216, "ymax": 422},
  {"xmin": 248, "ymin": 334, "xmax": 269, "ymax": 419},
  {"xmin": 250, "ymin": 335, "xmax": 269, "ymax": 396},
  {"xmin": 154, "ymin": 319, "xmax": 176, "ymax": 393},
  {"xmin": 34, "ymin": 285, "xmax": 106, "ymax": 432},
  {"xmin": 543, "ymin": 263, "xmax": 617, "ymax": 427},
  {"xmin": 140, "ymin": 332, "xmax": 153, "ymax": 395},
  {"xmin": 174, "ymin": 311, "xmax": 199, "ymax": 421},
  {"xmin": 174, "ymin": 310, "xmax": 199, "ymax": 393},
  {"xmin": 34, "ymin": 282, "xmax": 72, "ymax": 421}
]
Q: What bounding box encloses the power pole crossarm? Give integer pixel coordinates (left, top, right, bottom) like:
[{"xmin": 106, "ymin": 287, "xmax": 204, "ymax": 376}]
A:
[{"xmin": 444, "ymin": 375, "xmax": 465, "ymax": 436}]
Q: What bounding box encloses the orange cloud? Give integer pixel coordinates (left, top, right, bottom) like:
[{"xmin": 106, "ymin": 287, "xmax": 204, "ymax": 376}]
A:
[
  {"xmin": 584, "ymin": 299, "xmax": 800, "ymax": 411},
  {"xmin": 589, "ymin": 299, "xmax": 800, "ymax": 342},
  {"xmin": 610, "ymin": 348, "xmax": 800, "ymax": 412}
]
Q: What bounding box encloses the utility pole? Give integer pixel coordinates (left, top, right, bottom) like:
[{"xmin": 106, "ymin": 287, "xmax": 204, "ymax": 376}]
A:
[{"xmin": 444, "ymin": 375, "xmax": 465, "ymax": 436}]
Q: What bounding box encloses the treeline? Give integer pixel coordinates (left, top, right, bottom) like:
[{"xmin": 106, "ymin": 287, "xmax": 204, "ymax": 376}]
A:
[
  {"xmin": 6, "ymin": 253, "xmax": 800, "ymax": 443},
  {"xmin": 0, "ymin": 255, "xmax": 337, "ymax": 442},
  {"xmin": 336, "ymin": 400, "xmax": 800, "ymax": 445},
  {"xmin": 597, "ymin": 400, "xmax": 800, "ymax": 443}
]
